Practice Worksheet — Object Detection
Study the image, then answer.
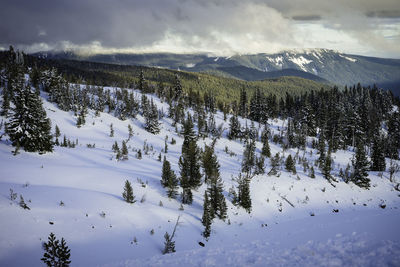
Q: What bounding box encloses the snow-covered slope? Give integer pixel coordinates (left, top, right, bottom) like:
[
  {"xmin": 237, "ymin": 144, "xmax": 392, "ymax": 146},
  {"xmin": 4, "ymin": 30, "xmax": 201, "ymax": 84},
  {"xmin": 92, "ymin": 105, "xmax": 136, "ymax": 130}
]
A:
[{"xmin": 0, "ymin": 86, "xmax": 399, "ymax": 266}]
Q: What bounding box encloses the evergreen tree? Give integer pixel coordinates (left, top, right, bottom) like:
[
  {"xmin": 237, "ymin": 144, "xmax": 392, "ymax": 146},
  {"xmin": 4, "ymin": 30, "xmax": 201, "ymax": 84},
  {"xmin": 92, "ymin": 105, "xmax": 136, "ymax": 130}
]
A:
[
  {"xmin": 54, "ymin": 125, "xmax": 61, "ymax": 146},
  {"xmin": 112, "ymin": 141, "xmax": 119, "ymax": 153},
  {"xmin": 161, "ymin": 156, "xmax": 179, "ymax": 198},
  {"xmin": 237, "ymin": 173, "xmax": 252, "ymax": 213},
  {"xmin": 310, "ymin": 166, "xmax": 316, "ymax": 178},
  {"xmin": 202, "ymin": 145, "xmax": 227, "ymax": 220},
  {"xmin": 322, "ymin": 153, "xmax": 334, "ymax": 183},
  {"xmin": 387, "ymin": 111, "xmax": 400, "ymax": 159},
  {"xmin": 268, "ymin": 153, "xmax": 281, "ymax": 176},
  {"xmin": 41, "ymin": 232, "xmax": 71, "ymax": 267},
  {"xmin": 121, "ymin": 141, "xmax": 128, "ymax": 160},
  {"xmin": 242, "ymin": 139, "xmax": 256, "ymax": 174},
  {"xmin": 254, "ymin": 156, "xmax": 265, "ymax": 175},
  {"xmin": 163, "ymin": 216, "xmax": 180, "ymax": 254},
  {"xmin": 1, "ymin": 87, "xmax": 10, "ymax": 116},
  {"xmin": 285, "ymin": 155, "xmax": 296, "ymax": 174},
  {"xmin": 128, "ymin": 124, "xmax": 133, "ymax": 139},
  {"xmin": 109, "ymin": 123, "xmax": 114, "ymax": 137},
  {"xmin": 351, "ymin": 143, "xmax": 371, "ymax": 189},
  {"xmin": 166, "ymin": 170, "xmax": 179, "ymax": 199},
  {"xmin": 228, "ymin": 115, "xmax": 241, "ymax": 140},
  {"xmin": 6, "ymin": 75, "xmax": 53, "ymax": 153},
  {"xmin": 144, "ymin": 99, "xmax": 160, "ymax": 134},
  {"xmin": 261, "ymin": 128, "xmax": 271, "ymax": 157},
  {"xmin": 138, "ymin": 70, "xmax": 147, "ymax": 92},
  {"xmin": 317, "ymin": 131, "xmax": 326, "ymax": 168},
  {"xmin": 202, "ymin": 145, "xmax": 219, "ymax": 184},
  {"xmin": 161, "ymin": 156, "xmax": 172, "ymax": 187},
  {"xmin": 162, "ymin": 232, "xmax": 175, "ymax": 254},
  {"xmin": 76, "ymin": 107, "xmax": 86, "ymax": 128},
  {"xmin": 173, "ymin": 74, "xmax": 183, "ymax": 101},
  {"xmin": 202, "ymin": 191, "xmax": 212, "ymax": 239},
  {"xmin": 371, "ymin": 135, "xmax": 386, "ymax": 171},
  {"xmin": 179, "ymin": 114, "xmax": 202, "ymax": 194},
  {"xmin": 122, "ymin": 180, "xmax": 135, "ymax": 203},
  {"xmin": 239, "ymin": 88, "xmax": 247, "ymax": 118}
]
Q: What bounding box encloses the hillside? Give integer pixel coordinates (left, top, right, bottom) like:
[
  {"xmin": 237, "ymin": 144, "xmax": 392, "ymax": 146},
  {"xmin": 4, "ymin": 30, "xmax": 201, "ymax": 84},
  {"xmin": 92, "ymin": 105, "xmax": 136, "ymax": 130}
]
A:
[
  {"xmin": 21, "ymin": 54, "xmax": 330, "ymax": 104},
  {"xmin": 35, "ymin": 49, "xmax": 400, "ymax": 94},
  {"xmin": 0, "ymin": 77, "xmax": 399, "ymax": 266}
]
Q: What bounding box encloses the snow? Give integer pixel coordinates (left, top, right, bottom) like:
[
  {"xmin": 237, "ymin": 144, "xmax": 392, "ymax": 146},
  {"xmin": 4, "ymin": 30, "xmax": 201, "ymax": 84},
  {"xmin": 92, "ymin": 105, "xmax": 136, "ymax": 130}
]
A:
[
  {"xmin": 110, "ymin": 210, "xmax": 400, "ymax": 267},
  {"xmin": 288, "ymin": 56, "xmax": 313, "ymax": 72},
  {"xmin": 266, "ymin": 56, "xmax": 283, "ymax": 69},
  {"xmin": 0, "ymin": 85, "xmax": 399, "ymax": 266},
  {"xmin": 185, "ymin": 63, "xmax": 196, "ymax": 68},
  {"xmin": 339, "ymin": 54, "xmax": 357, "ymax": 62},
  {"xmin": 312, "ymin": 68, "xmax": 318, "ymax": 75}
]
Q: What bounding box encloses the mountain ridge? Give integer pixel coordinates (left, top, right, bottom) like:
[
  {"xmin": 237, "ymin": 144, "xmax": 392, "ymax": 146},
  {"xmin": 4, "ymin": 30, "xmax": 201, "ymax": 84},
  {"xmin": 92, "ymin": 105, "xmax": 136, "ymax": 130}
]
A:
[{"xmin": 33, "ymin": 49, "xmax": 400, "ymax": 94}]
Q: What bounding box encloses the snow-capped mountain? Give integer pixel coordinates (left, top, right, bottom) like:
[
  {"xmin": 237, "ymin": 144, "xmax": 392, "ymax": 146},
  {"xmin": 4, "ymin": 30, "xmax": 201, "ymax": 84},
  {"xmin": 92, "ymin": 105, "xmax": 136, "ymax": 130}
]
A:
[{"xmin": 33, "ymin": 49, "xmax": 400, "ymax": 94}]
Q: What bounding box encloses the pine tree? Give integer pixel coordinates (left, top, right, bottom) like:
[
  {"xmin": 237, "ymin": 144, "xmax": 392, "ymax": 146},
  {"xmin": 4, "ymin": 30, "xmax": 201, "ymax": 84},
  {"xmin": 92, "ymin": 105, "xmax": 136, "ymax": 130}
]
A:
[
  {"xmin": 202, "ymin": 191, "xmax": 212, "ymax": 239},
  {"xmin": 202, "ymin": 145, "xmax": 219, "ymax": 184},
  {"xmin": 228, "ymin": 115, "xmax": 241, "ymax": 140},
  {"xmin": 41, "ymin": 233, "xmax": 71, "ymax": 267},
  {"xmin": 6, "ymin": 75, "xmax": 53, "ymax": 153},
  {"xmin": 163, "ymin": 232, "xmax": 175, "ymax": 254},
  {"xmin": 122, "ymin": 180, "xmax": 135, "ymax": 203},
  {"xmin": 161, "ymin": 156, "xmax": 178, "ymax": 198},
  {"xmin": 237, "ymin": 173, "xmax": 251, "ymax": 213},
  {"xmin": 121, "ymin": 141, "xmax": 128, "ymax": 160},
  {"xmin": 163, "ymin": 216, "xmax": 180, "ymax": 254},
  {"xmin": 268, "ymin": 153, "xmax": 281, "ymax": 176},
  {"xmin": 317, "ymin": 131, "xmax": 326, "ymax": 168},
  {"xmin": 138, "ymin": 70, "xmax": 147, "ymax": 92},
  {"xmin": 322, "ymin": 153, "xmax": 334, "ymax": 183},
  {"xmin": 239, "ymin": 88, "xmax": 247, "ymax": 118},
  {"xmin": 144, "ymin": 99, "xmax": 160, "ymax": 134},
  {"xmin": 112, "ymin": 141, "xmax": 119, "ymax": 153},
  {"xmin": 371, "ymin": 135, "xmax": 386, "ymax": 171},
  {"xmin": 128, "ymin": 124, "xmax": 133, "ymax": 140},
  {"xmin": 109, "ymin": 123, "xmax": 114, "ymax": 137},
  {"xmin": 161, "ymin": 156, "xmax": 171, "ymax": 187},
  {"xmin": 203, "ymin": 145, "xmax": 227, "ymax": 220},
  {"xmin": 166, "ymin": 169, "xmax": 179, "ymax": 199},
  {"xmin": 254, "ymin": 156, "xmax": 265, "ymax": 175},
  {"xmin": 179, "ymin": 114, "xmax": 202, "ymax": 195},
  {"xmin": 164, "ymin": 136, "xmax": 168, "ymax": 153},
  {"xmin": 173, "ymin": 74, "xmax": 183, "ymax": 101},
  {"xmin": 310, "ymin": 166, "xmax": 316, "ymax": 178},
  {"xmin": 242, "ymin": 139, "xmax": 256, "ymax": 174},
  {"xmin": 54, "ymin": 125, "xmax": 61, "ymax": 146},
  {"xmin": 1, "ymin": 87, "xmax": 10, "ymax": 116},
  {"xmin": 285, "ymin": 154, "xmax": 296, "ymax": 174},
  {"xmin": 351, "ymin": 142, "xmax": 371, "ymax": 189},
  {"xmin": 76, "ymin": 108, "xmax": 86, "ymax": 128},
  {"xmin": 261, "ymin": 130, "xmax": 271, "ymax": 157}
]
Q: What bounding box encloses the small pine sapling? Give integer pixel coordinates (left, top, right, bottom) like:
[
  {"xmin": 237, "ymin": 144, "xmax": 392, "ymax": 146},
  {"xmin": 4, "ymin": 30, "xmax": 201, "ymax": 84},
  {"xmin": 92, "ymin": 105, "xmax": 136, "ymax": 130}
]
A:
[
  {"xmin": 41, "ymin": 233, "xmax": 71, "ymax": 267},
  {"xmin": 122, "ymin": 180, "xmax": 136, "ymax": 203}
]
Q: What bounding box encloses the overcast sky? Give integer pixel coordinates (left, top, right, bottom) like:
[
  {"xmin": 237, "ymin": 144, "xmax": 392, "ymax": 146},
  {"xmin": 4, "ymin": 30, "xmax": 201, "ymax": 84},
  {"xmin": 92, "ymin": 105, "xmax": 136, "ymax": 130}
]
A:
[{"xmin": 1, "ymin": 0, "xmax": 399, "ymax": 57}]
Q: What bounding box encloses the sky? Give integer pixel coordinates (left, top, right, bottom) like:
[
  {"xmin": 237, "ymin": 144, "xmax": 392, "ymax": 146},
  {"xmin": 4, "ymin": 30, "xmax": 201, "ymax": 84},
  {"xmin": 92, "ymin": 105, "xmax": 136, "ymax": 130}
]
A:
[{"xmin": 1, "ymin": 0, "xmax": 400, "ymax": 58}]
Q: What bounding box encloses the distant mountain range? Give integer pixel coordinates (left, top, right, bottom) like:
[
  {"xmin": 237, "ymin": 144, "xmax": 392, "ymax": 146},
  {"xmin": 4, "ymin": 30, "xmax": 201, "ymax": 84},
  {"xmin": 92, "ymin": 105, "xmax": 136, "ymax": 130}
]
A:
[{"xmin": 34, "ymin": 49, "xmax": 400, "ymax": 94}]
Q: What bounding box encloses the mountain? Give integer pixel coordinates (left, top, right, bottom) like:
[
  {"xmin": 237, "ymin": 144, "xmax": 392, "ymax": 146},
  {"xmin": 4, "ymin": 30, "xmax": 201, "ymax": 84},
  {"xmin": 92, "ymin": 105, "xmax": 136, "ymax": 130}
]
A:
[
  {"xmin": 34, "ymin": 49, "xmax": 400, "ymax": 94},
  {"xmin": 24, "ymin": 54, "xmax": 330, "ymax": 105}
]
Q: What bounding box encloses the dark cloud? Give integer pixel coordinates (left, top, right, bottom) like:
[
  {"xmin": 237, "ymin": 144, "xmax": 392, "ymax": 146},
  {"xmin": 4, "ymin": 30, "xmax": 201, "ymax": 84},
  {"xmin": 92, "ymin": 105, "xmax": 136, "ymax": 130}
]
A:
[
  {"xmin": 366, "ymin": 10, "xmax": 400, "ymax": 19},
  {"xmin": 0, "ymin": 0, "xmax": 399, "ymax": 57},
  {"xmin": 292, "ymin": 15, "xmax": 322, "ymax": 21}
]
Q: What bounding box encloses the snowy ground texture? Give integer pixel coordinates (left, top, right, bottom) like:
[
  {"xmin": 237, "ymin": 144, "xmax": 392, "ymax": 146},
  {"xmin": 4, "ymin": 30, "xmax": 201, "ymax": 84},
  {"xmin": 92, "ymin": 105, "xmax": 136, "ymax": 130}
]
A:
[{"xmin": 0, "ymin": 85, "xmax": 399, "ymax": 266}]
